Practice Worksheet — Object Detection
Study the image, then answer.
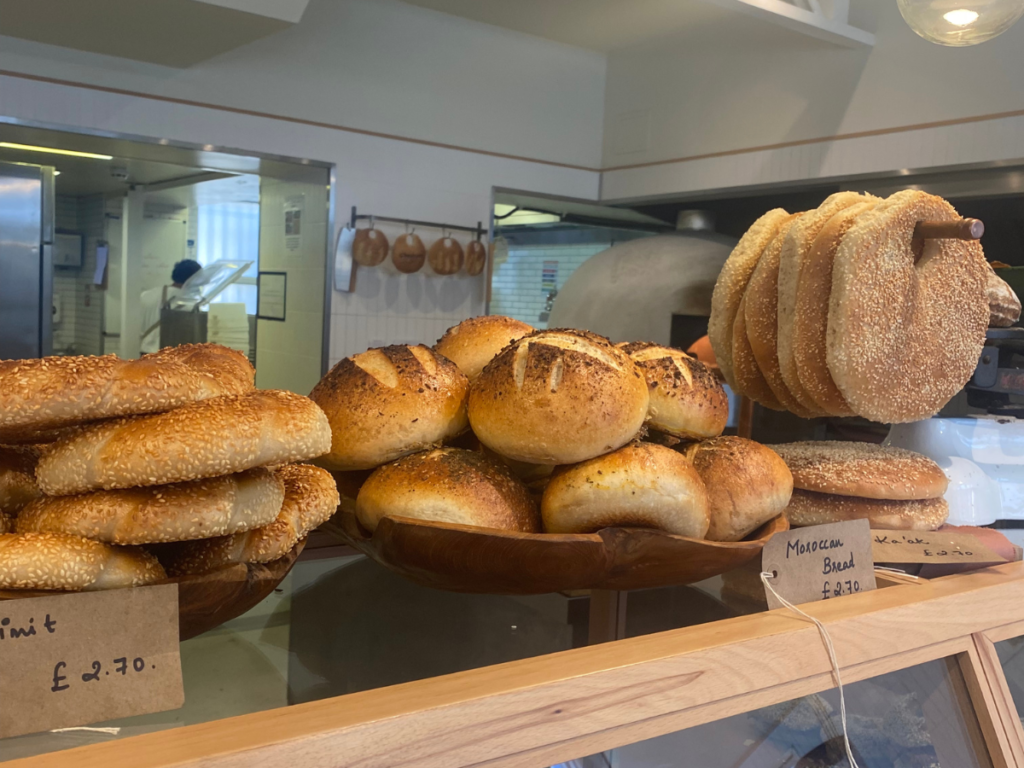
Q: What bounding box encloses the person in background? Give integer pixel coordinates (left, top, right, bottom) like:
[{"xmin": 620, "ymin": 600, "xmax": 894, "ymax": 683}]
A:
[{"xmin": 140, "ymin": 259, "xmax": 202, "ymax": 354}]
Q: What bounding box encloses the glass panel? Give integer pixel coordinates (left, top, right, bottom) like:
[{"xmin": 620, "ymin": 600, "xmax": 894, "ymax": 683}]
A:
[
  {"xmin": 564, "ymin": 658, "xmax": 992, "ymax": 768},
  {"xmin": 995, "ymin": 635, "xmax": 1024, "ymax": 726}
]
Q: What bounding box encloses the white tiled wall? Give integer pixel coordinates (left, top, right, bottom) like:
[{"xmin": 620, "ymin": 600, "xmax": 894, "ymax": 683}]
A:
[{"xmin": 490, "ymin": 243, "xmax": 611, "ymax": 329}]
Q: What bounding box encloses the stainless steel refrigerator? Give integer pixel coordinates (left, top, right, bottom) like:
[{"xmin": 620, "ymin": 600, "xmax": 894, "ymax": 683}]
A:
[{"xmin": 0, "ymin": 161, "xmax": 55, "ymax": 360}]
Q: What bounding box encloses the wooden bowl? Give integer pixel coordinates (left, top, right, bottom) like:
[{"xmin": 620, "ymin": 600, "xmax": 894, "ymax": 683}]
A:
[
  {"xmin": 322, "ymin": 510, "xmax": 787, "ymax": 594},
  {"xmin": 0, "ymin": 540, "xmax": 304, "ymax": 641}
]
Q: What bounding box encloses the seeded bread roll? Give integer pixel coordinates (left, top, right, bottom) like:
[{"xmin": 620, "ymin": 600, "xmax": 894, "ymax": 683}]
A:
[
  {"xmin": 986, "ymin": 265, "xmax": 1021, "ymax": 327},
  {"xmin": 0, "ymin": 343, "xmax": 253, "ymax": 443},
  {"xmin": 683, "ymin": 437, "xmax": 792, "ymax": 542},
  {"xmin": 159, "ymin": 465, "xmax": 340, "ymax": 575},
  {"xmin": 828, "ymin": 190, "xmax": 989, "ymax": 423},
  {"xmin": 0, "ymin": 533, "xmax": 165, "ymax": 591},
  {"xmin": 37, "ymin": 390, "xmax": 331, "ymax": 496},
  {"xmin": 0, "ymin": 445, "xmax": 42, "ymax": 514},
  {"xmin": 356, "ymin": 448, "xmax": 540, "ymax": 533},
  {"xmin": 786, "ymin": 489, "xmax": 948, "ymax": 531},
  {"xmin": 17, "ymin": 468, "xmax": 284, "ymax": 545},
  {"xmin": 767, "ymin": 441, "xmax": 948, "ymax": 500},
  {"xmin": 469, "ymin": 329, "xmax": 649, "ymax": 465},
  {"xmin": 310, "ymin": 345, "xmax": 469, "ymax": 471},
  {"xmin": 619, "ymin": 342, "xmax": 728, "ymax": 440},
  {"xmin": 542, "ymin": 442, "xmax": 710, "ymax": 537},
  {"xmin": 434, "ymin": 316, "xmax": 534, "ymax": 380}
]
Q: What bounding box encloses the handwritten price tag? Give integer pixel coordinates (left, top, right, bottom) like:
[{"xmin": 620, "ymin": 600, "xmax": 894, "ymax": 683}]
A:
[
  {"xmin": 872, "ymin": 530, "xmax": 1007, "ymax": 565},
  {"xmin": 761, "ymin": 519, "xmax": 877, "ymax": 609},
  {"xmin": 0, "ymin": 584, "xmax": 183, "ymax": 738}
]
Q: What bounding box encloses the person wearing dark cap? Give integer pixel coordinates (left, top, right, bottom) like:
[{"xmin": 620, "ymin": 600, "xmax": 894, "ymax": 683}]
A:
[{"xmin": 140, "ymin": 259, "xmax": 202, "ymax": 354}]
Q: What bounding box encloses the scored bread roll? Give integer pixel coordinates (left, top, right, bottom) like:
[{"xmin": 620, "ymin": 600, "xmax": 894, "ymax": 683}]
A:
[
  {"xmin": 786, "ymin": 489, "xmax": 948, "ymax": 531},
  {"xmin": 0, "ymin": 445, "xmax": 42, "ymax": 514},
  {"xmin": 619, "ymin": 342, "xmax": 728, "ymax": 439},
  {"xmin": 986, "ymin": 265, "xmax": 1021, "ymax": 327},
  {"xmin": 159, "ymin": 465, "xmax": 340, "ymax": 575},
  {"xmin": 434, "ymin": 315, "xmax": 534, "ymax": 381},
  {"xmin": 828, "ymin": 190, "xmax": 989, "ymax": 423},
  {"xmin": 310, "ymin": 345, "xmax": 469, "ymax": 471},
  {"xmin": 469, "ymin": 329, "xmax": 649, "ymax": 465},
  {"xmin": 709, "ymin": 208, "xmax": 792, "ymax": 389},
  {"xmin": 0, "ymin": 342, "xmax": 254, "ymax": 443},
  {"xmin": 791, "ymin": 201, "xmax": 877, "ymax": 416},
  {"xmin": 17, "ymin": 468, "xmax": 285, "ymax": 545},
  {"xmin": 37, "ymin": 390, "xmax": 331, "ymax": 496},
  {"xmin": 356, "ymin": 448, "xmax": 540, "ymax": 533},
  {"xmin": 683, "ymin": 437, "xmax": 792, "ymax": 542},
  {"xmin": 767, "ymin": 441, "xmax": 948, "ymax": 500},
  {"xmin": 542, "ymin": 442, "xmax": 710, "ymax": 537},
  {"xmin": 0, "ymin": 533, "xmax": 165, "ymax": 591}
]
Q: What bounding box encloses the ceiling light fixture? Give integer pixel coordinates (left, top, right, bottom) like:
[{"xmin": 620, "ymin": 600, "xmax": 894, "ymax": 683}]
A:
[
  {"xmin": 0, "ymin": 142, "xmax": 113, "ymax": 160},
  {"xmin": 898, "ymin": 0, "xmax": 1024, "ymax": 45}
]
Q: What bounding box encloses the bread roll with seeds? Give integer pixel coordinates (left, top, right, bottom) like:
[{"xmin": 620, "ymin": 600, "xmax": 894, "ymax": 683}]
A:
[
  {"xmin": 17, "ymin": 468, "xmax": 284, "ymax": 544},
  {"xmin": 767, "ymin": 441, "xmax": 948, "ymax": 500},
  {"xmin": 310, "ymin": 345, "xmax": 469, "ymax": 471},
  {"xmin": 0, "ymin": 343, "xmax": 253, "ymax": 443},
  {"xmin": 828, "ymin": 190, "xmax": 989, "ymax": 423},
  {"xmin": 356, "ymin": 448, "xmax": 540, "ymax": 533},
  {"xmin": 0, "ymin": 445, "xmax": 42, "ymax": 514},
  {"xmin": 542, "ymin": 442, "xmax": 709, "ymax": 537},
  {"xmin": 469, "ymin": 329, "xmax": 649, "ymax": 465},
  {"xmin": 0, "ymin": 533, "xmax": 165, "ymax": 591},
  {"xmin": 786, "ymin": 489, "xmax": 948, "ymax": 531},
  {"xmin": 159, "ymin": 465, "xmax": 339, "ymax": 574},
  {"xmin": 709, "ymin": 208, "xmax": 791, "ymax": 389},
  {"xmin": 37, "ymin": 390, "xmax": 331, "ymax": 496},
  {"xmin": 986, "ymin": 265, "xmax": 1021, "ymax": 327},
  {"xmin": 683, "ymin": 437, "xmax": 792, "ymax": 542},
  {"xmin": 619, "ymin": 342, "xmax": 728, "ymax": 439},
  {"xmin": 434, "ymin": 315, "xmax": 534, "ymax": 380}
]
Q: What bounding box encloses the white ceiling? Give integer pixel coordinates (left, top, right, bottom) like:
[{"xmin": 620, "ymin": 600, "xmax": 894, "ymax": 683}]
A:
[{"xmin": 399, "ymin": 0, "xmax": 779, "ymax": 51}]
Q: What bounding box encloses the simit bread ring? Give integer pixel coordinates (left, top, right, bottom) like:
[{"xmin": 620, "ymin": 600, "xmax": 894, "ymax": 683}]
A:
[{"xmin": 0, "ymin": 533, "xmax": 165, "ymax": 591}]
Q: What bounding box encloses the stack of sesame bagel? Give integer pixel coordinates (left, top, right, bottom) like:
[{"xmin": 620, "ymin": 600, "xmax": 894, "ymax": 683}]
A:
[
  {"xmin": 709, "ymin": 190, "xmax": 1016, "ymax": 424},
  {"xmin": 0, "ymin": 344, "xmax": 338, "ymax": 591}
]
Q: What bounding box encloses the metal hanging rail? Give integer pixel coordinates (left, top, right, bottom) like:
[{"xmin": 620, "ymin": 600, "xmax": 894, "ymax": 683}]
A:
[{"xmin": 350, "ymin": 206, "xmax": 485, "ymax": 241}]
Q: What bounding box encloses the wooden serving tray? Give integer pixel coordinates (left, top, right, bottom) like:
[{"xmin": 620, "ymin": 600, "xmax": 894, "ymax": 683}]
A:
[
  {"xmin": 323, "ymin": 510, "xmax": 788, "ymax": 594},
  {"xmin": 0, "ymin": 540, "xmax": 304, "ymax": 641}
]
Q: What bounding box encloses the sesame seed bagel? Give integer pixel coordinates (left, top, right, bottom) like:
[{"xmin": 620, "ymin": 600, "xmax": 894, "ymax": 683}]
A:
[
  {"xmin": 36, "ymin": 390, "xmax": 331, "ymax": 496},
  {"xmin": 683, "ymin": 437, "xmax": 792, "ymax": 542},
  {"xmin": 310, "ymin": 345, "xmax": 469, "ymax": 471},
  {"xmin": 17, "ymin": 468, "xmax": 284, "ymax": 545},
  {"xmin": 828, "ymin": 190, "xmax": 989, "ymax": 423},
  {"xmin": 542, "ymin": 442, "xmax": 709, "ymax": 537},
  {"xmin": 786, "ymin": 489, "xmax": 948, "ymax": 531},
  {"xmin": 158, "ymin": 465, "xmax": 339, "ymax": 575},
  {"xmin": 0, "ymin": 343, "xmax": 254, "ymax": 443},
  {"xmin": 767, "ymin": 441, "xmax": 948, "ymax": 500},
  {"xmin": 0, "ymin": 445, "xmax": 42, "ymax": 514},
  {"xmin": 0, "ymin": 533, "xmax": 165, "ymax": 591},
  {"xmin": 709, "ymin": 208, "xmax": 792, "ymax": 389},
  {"xmin": 469, "ymin": 329, "xmax": 649, "ymax": 465},
  {"xmin": 356, "ymin": 448, "xmax": 540, "ymax": 533},
  {"xmin": 434, "ymin": 315, "xmax": 534, "ymax": 381},
  {"xmin": 618, "ymin": 342, "xmax": 728, "ymax": 439}
]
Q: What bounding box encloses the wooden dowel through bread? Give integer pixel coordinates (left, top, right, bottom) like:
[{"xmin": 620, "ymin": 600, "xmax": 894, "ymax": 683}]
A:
[{"xmin": 914, "ymin": 218, "xmax": 984, "ymax": 241}]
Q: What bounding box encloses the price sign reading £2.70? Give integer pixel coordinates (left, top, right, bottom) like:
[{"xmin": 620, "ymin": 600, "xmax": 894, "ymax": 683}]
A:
[
  {"xmin": 0, "ymin": 584, "xmax": 184, "ymax": 738},
  {"xmin": 761, "ymin": 519, "xmax": 878, "ymax": 610}
]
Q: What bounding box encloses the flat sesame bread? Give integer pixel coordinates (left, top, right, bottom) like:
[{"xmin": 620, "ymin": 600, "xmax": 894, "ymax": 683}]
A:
[
  {"xmin": 828, "ymin": 190, "xmax": 989, "ymax": 423},
  {"xmin": 0, "ymin": 532, "xmax": 165, "ymax": 591},
  {"xmin": 767, "ymin": 441, "xmax": 948, "ymax": 500},
  {"xmin": 731, "ymin": 292, "xmax": 785, "ymax": 410},
  {"xmin": 158, "ymin": 465, "xmax": 339, "ymax": 575},
  {"xmin": 709, "ymin": 208, "xmax": 791, "ymax": 389},
  {"xmin": 37, "ymin": 390, "xmax": 331, "ymax": 496},
  {"xmin": 17, "ymin": 468, "xmax": 284, "ymax": 545},
  {"xmin": 786, "ymin": 489, "xmax": 948, "ymax": 531}
]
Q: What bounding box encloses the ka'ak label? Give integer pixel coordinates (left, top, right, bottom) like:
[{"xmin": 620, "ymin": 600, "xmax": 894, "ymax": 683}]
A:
[
  {"xmin": 0, "ymin": 584, "xmax": 184, "ymax": 737},
  {"xmin": 761, "ymin": 519, "xmax": 877, "ymax": 609},
  {"xmin": 871, "ymin": 530, "xmax": 1007, "ymax": 565}
]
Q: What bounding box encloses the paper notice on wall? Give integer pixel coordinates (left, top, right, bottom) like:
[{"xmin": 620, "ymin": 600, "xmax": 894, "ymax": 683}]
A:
[
  {"xmin": 334, "ymin": 226, "xmax": 356, "ymax": 292},
  {"xmin": 284, "ymin": 195, "xmax": 304, "ymax": 253},
  {"xmin": 208, "ymin": 303, "xmax": 250, "ymax": 355},
  {"xmin": 257, "ymin": 272, "xmax": 287, "ymax": 321}
]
